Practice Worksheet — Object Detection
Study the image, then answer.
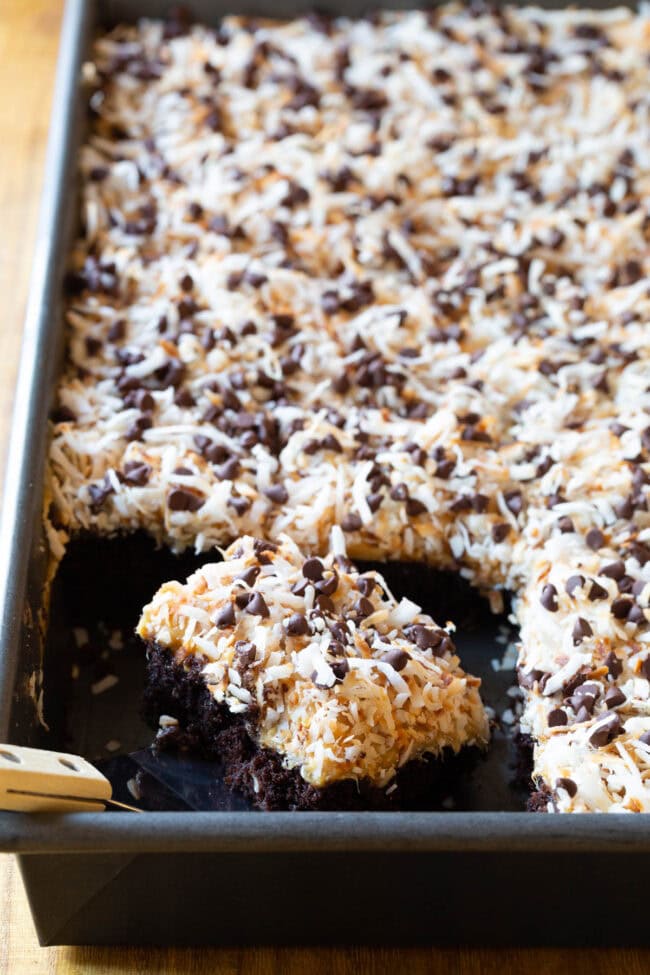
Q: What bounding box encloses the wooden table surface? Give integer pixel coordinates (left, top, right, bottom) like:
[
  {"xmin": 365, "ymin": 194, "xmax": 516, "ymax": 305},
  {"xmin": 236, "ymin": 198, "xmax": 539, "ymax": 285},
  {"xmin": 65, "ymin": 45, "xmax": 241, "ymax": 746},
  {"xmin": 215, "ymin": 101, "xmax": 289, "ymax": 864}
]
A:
[{"xmin": 1, "ymin": 1, "xmax": 649, "ymax": 971}]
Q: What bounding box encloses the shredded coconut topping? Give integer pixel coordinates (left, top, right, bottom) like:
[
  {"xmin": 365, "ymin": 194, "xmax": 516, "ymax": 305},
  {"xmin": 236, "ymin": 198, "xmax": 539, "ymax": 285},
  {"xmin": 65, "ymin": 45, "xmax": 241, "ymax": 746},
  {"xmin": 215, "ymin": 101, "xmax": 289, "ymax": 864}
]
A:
[{"xmin": 49, "ymin": 5, "xmax": 650, "ymax": 809}]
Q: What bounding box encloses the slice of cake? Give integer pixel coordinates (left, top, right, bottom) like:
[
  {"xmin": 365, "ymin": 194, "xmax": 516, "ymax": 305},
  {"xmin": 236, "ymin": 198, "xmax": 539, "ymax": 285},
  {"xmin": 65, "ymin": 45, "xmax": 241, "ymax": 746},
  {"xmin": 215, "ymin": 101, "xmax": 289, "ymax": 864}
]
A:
[
  {"xmin": 516, "ymin": 540, "xmax": 650, "ymax": 813},
  {"xmin": 136, "ymin": 531, "xmax": 489, "ymax": 809}
]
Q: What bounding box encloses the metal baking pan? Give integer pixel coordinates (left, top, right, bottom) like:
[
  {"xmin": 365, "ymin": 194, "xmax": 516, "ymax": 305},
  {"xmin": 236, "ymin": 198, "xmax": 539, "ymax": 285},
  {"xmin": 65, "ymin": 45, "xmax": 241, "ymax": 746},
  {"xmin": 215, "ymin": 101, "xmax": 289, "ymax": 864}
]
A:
[{"xmin": 0, "ymin": 0, "xmax": 647, "ymax": 947}]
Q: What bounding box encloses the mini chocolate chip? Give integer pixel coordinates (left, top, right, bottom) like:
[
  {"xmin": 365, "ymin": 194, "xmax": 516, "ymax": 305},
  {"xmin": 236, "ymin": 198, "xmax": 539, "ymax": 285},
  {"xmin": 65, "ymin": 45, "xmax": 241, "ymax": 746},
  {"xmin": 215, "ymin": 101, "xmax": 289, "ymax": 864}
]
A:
[
  {"xmin": 291, "ymin": 578, "xmax": 309, "ymax": 597},
  {"xmin": 125, "ymin": 412, "xmax": 153, "ymax": 442},
  {"xmin": 390, "ymin": 483, "xmax": 409, "ymax": 502},
  {"xmin": 405, "ymin": 498, "xmax": 427, "ymax": 517},
  {"xmin": 404, "ymin": 444, "xmax": 427, "ymax": 467},
  {"xmin": 187, "ymin": 200, "xmax": 204, "ymax": 220},
  {"xmin": 599, "ymin": 561, "xmax": 625, "ymax": 580},
  {"xmin": 174, "ymin": 387, "xmax": 195, "ymax": 408},
  {"xmin": 540, "ymin": 583, "xmax": 559, "ymax": 612},
  {"xmin": 605, "ymin": 652, "xmax": 623, "ymax": 678},
  {"xmin": 125, "ymin": 389, "xmax": 155, "ymax": 412},
  {"xmin": 545, "ymin": 490, "xmax": 563, "ymax": 509},
  {"xmin": 611, "ymin": 597, "xmax": 633, "ymax": 619},
  {"xmin": 179, "ymin": 273, "xmax": 193, "ymax": 292},
  {"xmin": 618, "ymin": 576, "xmax": 635, "ymax": 594},
  {"xmin": 604, "ymin": 687, "xmax": 626, "ymax": 708},
  {"xmin": 586, "ymin": 528, "xmax": 605, "ymax": 550},
  {"xmin": 341, "ymin": 513, "xmax": 362, "ymax": 531},
  {"xmin": 589, "ymin": 712, "xmax": 622, "ymax": 748},
  {"xmin": 566, "ymin": 575, "xmax": 585, "ymax": 597},
  {"xmin": 629, "ymin": 540, "xmax": 650, "ymax": 566},
  {"xmin": 215, "ymin": 602, "xmax": 235, "ymax": 628},
  {"xmin": 355, "ymin": 597, "xmax": 375, "ymax": 618},
  {"xmin": 640, "ymin": 731, "xmax": 650, "ymax": 746},
  {"xmin": 357, "ymin": 577, "xmax": 375, "ymax": 597},
  {"xmin": 253, "ymin": 539, "xmax": 277, "ymax": 556},
  {"xmin": 366, "ymin": 491, "xmax": 384, "ymax": 514},
  {"xmin": 588, "ymin": 581, "xmax": 608, "ymax": 601},
  {"xmin": 285, "ymin": 613, "xmax": 308, "ymax": 636},
  {"xmin": 108, "ymin": 318, "xmax": 126, "ymax": 341},
  {"xmin": 303, "ymin": 439, "xmax": 319, "ymax": 456},
  {"xmin": 167, "ymin": 488, "xmax": 204, "ymax": 512},
  {"xmin": 88, "ymin": 478, "xmax": 114, "ymax": 511},
  {"xmin": 264, "ymin": 484, "xmax": 289, "ymax": 504},
  {"xmin": 197, "ymin": 438, "xmax": 228, "ymax": 464},
  {"xmin": 330, "ymin": 627, "xmax": 349, "ymax": 651},
  {"xmin": 320, "ymin": 433, "xmax": 342, "ymax": 453},
  {"xmin": 492, "ymin": 522, "xmax": 510, "ymax": 543},
  {"xmin": 575, "ymin": 705, "xmax": 592, "ymax": 723},
  {"xmin": 548, "ymin": 708, "xmax": 567, "ymax": 727},
  {"xmin": 325, "ymin": 638, "xmax": 345, "ymax": 658},
  {"xmin": 331, "ymin": 659, "xmax": 349, "ymax": 681},
  {"xmin": 435, "ymin": 459, "xmax": 456, "ymax": 479},
  {"xmin": 313, "ymin": 571, "xmax": 337, "ymax": 596},
  {"xmin": 572, "ymin": 680, "xmax": 601, "ymax": 703},
  {"xmin": 556, "ymin": 777, "xmax": 577, "ymax": 798},
  {"xmin": 235, "ymin": 591, "xmax": 252, "ymax": 609},
  {"xmin": 302, "ymin": 558, "xmax": 324, "ymax": 581},
  {"xmin": 245, "ymin": 592, "xmax": 269, "ymax": 618},
  {"xmin": 614, "ymin": 496, "xmax": 635, "ymax": 520},
  {"xmin": 122, "ymin": 461, "xmax": 151, "ymax": 486},
  {"xmin": 504, "ymin": 490, "xmax": 523, "ymax": 515},
  {"xmin": 244, "ymin": 269, "xmax": 268, "ymax": 289},
  {"xmin": 557, "ymin": 516, "xmax": 574, "ymax": 533},
  {"xmin": 89, "ymin": 165, "xmax": 109, "ymax": 182},
  {"xmin": 235, "ymin": 641, "xmax": 256, "ymax": 666},
  {"xmin": 628, "ymin": 604, "xmax": 646, "ymax": 625},
  {"xmin": 235, "ymin": 566, "xmax": 260, "ymax": 587},
  {"xmin": 406, "ymin": 624, "xmax": 445, "ymax": 653},
  {"xmin": 572, "ymin": 617, "xmax": 593, "ymax": 645},
  {"xmin": 350, "ymin": 87, "xmax": 388, "ymax": 111},
  {"xmin": 316, "ymin": 594, "xmax": 336, "ymax": 614},
  {"xmin": 381, "ymin": 648, "xmax": 409, "ymax": 672},
  {"xmin": 201, "ymin": 328, "xmax": 216, "ymax": 352},
  {"xmin": 331, "ymin": 374, "xmax": 350, "ymax": 394},
  {"xmin": 641, "ymin": 657, "xmax": 650, "ymax": 680},
  {"xmin": 518, "ymin": 668, "xmax": 544, "ymax": 689},
  {"xmin": 216, "ymin": 457, "xmax": 241, "ymax": 481},
  {"xmin": 461, "ymin": 424, "xmax": 492, "ymax": 443}
]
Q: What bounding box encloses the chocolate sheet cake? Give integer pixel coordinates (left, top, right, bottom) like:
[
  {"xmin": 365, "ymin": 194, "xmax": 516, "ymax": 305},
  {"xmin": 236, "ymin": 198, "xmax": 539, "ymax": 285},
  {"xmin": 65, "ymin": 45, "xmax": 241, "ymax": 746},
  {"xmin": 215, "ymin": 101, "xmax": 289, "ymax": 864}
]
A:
[{"xmin": 48, "ymin": 5, "xmax": 650, "ymax": 811}]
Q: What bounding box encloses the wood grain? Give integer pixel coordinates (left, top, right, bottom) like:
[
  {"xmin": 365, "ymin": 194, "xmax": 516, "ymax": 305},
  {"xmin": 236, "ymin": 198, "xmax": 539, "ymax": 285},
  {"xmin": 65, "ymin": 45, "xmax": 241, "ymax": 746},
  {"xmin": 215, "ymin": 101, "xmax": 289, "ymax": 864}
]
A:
[{"xmin": 0, "ymin": 1, "xmax": 649, "ymax": 971}]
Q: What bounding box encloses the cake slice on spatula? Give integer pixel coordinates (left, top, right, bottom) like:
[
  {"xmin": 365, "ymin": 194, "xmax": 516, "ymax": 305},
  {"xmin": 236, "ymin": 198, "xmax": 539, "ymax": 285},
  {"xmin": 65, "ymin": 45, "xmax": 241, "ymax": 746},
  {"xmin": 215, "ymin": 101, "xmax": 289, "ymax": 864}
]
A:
[{"xmin": 137, "ymin": 531, "xmax": 490, "ymax": 810}]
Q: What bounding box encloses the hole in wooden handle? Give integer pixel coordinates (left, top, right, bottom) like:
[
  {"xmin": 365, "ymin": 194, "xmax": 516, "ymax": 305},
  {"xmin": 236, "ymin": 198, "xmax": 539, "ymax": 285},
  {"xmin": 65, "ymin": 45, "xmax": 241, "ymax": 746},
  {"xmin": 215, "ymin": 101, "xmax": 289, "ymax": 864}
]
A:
[
  {"xmin": 58, "ymin": 757, "xmax": 79, "ymax": 771},
  {"xmin": 0, "ymin": 750, "xmax": 21, "ymax": 764}
]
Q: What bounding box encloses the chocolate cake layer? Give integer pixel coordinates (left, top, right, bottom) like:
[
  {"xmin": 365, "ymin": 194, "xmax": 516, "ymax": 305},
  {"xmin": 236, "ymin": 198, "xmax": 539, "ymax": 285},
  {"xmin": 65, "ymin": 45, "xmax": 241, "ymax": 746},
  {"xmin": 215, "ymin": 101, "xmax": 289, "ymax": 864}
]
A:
[{"xmin": 142, "ymin": 642, "xmax": 481, "ymax": 811}]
